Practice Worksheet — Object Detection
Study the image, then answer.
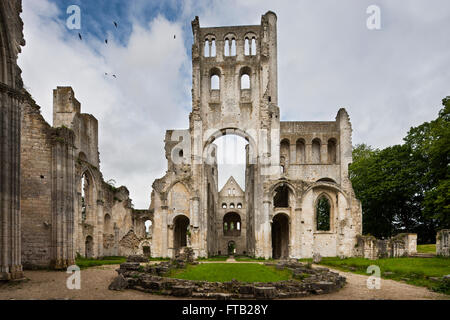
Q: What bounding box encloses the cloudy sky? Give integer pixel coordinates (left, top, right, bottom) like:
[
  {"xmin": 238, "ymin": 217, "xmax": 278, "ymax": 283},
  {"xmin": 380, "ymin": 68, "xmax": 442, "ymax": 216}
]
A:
[{"xmin": 19, "ymin": 0, "xmax": 450, "ymax": 208}]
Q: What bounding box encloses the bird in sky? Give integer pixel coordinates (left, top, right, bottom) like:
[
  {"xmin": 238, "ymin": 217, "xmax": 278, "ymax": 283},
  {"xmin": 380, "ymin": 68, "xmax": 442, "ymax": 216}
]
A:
[
  {"xmin": 78, "ymin": 33, "xmax": 82, "ymax": 40},
  {"xmin": 114, "ymin": 21, "xmax": 118, "ymax": 28},
  {"xmin": 105, "ymin": 39, "xmax": 108, "ymax": 44},
  {"xmin": 112, "ymin": 75, "xmax": 117, "ymax": 78}
]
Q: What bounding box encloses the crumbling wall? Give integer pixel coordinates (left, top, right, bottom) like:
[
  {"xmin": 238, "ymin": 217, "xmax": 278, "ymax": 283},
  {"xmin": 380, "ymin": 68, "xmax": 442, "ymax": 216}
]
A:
[
  {"xmin": 436, "ymin": 230, "xmax": 449, "ymax": 257},
  {"xmin": 354, "ymin": 233, "xmax": 417, "ymax": 260}
]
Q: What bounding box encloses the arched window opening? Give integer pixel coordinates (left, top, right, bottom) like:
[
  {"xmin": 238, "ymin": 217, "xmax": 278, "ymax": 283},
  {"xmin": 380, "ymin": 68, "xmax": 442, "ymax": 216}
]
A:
[
  {"xmin": 231, "ymin": 39, "xmax": 236, "ymax": 56},
  {"xmin": 237, "ymin": 203, "xmax": 242, "ymax": 209},
  {"xmin": 272, "ymin": 214, "xmax": 289, "ymax": 259},
  {"xmin": 222, "ymin": 203, "xmax": 227, "ymax": 209},
  {"xmin": 81, "ymin": 172, "xmax": 93, "ymax": 222},
  {"xmin": 223, "ymin": 213, "xmax": 241, "ymax": 236},
  {"xmin": 241, "ymin": 74, "xmax": 250, "ymax": 90},
  {"xmin": 230, "ymin": 203, "xmax": 235, "ymax": 209},
  {"xmin": 273, "ymin": 185, "xmax": 290, "ymax": 208},
  {"xmin": 296, "ymin": 139, "xmax": 306, "ymax": 164},
  {"xmin": 145, "ymin": 220, "xmax": 153, "ymax": 237},
  {"xmin": 251, "ymin": 38, "xmax": 257, "ymax": 55},
  {"xmin": 211, "ymin": 39, "xmax": 216, "ymax": 57},
  {"xmin": 211, "ymin": 75, "xmax": 220, "ymax": 90},
  {"xmin": 312, "ymin": 139, "xmax": 321, "ymax": 164},
  {"xmin": 224, "ymin": 39, "xmax": 230, "ymax": 56},
  {"xmin": 316, "ymin": 196, "xmax": 331, "ymax": 231},
  {"xmin": 244, "ymin": 38, "xmax": 250, "ymax": 56},
  {"xmin": 328, "ymin": 139, "xmax": 337, "ymax": 164},
  {"xmin": 204, "ymin": 40, "xmax": 210, "ymax": 57}
]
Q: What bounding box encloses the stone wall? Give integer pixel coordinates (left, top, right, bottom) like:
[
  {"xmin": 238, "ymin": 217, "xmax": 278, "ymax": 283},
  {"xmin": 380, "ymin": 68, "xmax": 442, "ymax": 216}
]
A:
[
  {"xmin": 436, "ymin": 230, "xmax": 449, "ymax": 257},
  {"xmin": 354, "ymin": 234, "xmax": 417, "ymax": 260}
]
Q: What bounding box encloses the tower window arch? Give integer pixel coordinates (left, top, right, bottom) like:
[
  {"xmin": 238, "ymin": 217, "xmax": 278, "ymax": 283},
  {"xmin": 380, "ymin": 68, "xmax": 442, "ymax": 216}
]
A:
[
  {"xmin": 312, "ymin": 138, "xmax": 321, "ymax": 164},
  {"xmin": 204, "ymin": 39, "xmax": 210, "ymax": 57},
  {"xmin": 328, "ymin": 138, "xmax": 337, "ymax": 164},
  {"xmin": 251, "ymin": 38, "xmax": 257, "ymax": 55}
]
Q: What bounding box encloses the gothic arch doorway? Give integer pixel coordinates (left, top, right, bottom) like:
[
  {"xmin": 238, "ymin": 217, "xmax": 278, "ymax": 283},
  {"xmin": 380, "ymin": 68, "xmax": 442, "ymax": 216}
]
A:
[
  {"xmin": 272, "ymin": 213, "xmax": 289, "ymax": 259},
  {"xmin": 173, "ymin": 215, "xmax": 190, "ymax": 250},
  {"xmin": 228, "ymin": 241, "xmax": 236, "ymax": 255}
]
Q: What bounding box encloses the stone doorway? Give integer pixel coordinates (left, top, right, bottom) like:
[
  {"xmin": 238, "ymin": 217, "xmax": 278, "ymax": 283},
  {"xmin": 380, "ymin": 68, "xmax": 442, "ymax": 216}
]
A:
[
  {"xmin": 228, "ymin": 241, "xmax": 236, "ymax": 256},
  {"xmin": 272, "ymin": 214, "xmax": 289, "ymax": 259},
  {"xmin": 85, "ymin": 236, "xmax": 94, "ymax": 258},
  {"xmin": 174, "ymin": 215, "xmax": 190, "ymax": 250},
  {"xmin": 143, "ymin": 246, "xmax": 151, "ymax": 257}
]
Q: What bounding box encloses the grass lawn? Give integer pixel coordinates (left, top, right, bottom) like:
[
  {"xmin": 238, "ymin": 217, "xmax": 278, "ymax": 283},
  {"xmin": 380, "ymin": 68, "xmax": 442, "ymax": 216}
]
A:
[
  {"xmin": 197, "ymin": 255, "xmax": 229, "ymax": 262},
  {"xmin": 234, "ymin": 256, "xmax": 274, "ymax": 262},
  {"xmin": 417, "ymin": 244, "xmax": 436, "ymax": 254},
  {"xmin": 165, "ymin": 263, "xmax": 292, "ymax": 283},
  {"xmin": 75, "ymin": 256, "xmax": 127, "ymax": 269},
  {"xmin": 303, "ymin": 257, "xmax": 450, "ymax": 295}
]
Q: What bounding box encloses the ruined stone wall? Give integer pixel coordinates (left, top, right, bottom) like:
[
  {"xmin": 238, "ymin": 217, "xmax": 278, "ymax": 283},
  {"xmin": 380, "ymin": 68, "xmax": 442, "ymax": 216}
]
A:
[{"xmin": 354, "ymin": 234, "xmax": 417, "ymax": 260}]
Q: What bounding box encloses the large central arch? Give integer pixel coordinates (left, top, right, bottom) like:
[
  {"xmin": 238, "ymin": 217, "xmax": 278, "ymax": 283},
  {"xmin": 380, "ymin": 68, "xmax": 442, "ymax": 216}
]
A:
[{"xmin": 173, "ymin": 215, "xmax": 190, "ymax": 250}]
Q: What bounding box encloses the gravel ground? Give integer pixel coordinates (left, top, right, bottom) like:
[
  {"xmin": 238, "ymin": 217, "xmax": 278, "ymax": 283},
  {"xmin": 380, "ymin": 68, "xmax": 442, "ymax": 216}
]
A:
[{"xmin": 0, "ymin": 264, "xmax": 447, "ymax": 300}]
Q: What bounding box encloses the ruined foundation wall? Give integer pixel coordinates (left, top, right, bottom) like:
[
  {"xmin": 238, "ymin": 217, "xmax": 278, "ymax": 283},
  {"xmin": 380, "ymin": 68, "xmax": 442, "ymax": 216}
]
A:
[{"xmin": 436, "ymin": 230, "xmax": 449, "ymax": 257}]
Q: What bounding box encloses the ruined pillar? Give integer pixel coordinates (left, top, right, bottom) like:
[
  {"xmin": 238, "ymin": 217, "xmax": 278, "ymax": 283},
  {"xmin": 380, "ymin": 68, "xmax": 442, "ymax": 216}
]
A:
[{"xmin": 0, "ymin": 0, "xmax": 25, "ymax": 280}]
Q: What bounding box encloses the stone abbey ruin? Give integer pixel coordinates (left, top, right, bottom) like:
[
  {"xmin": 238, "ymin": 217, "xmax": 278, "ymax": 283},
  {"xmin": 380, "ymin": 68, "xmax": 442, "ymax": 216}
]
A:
[{"xmin": 4, "ymin": 2, "xmax": 444, "ymax": 282}]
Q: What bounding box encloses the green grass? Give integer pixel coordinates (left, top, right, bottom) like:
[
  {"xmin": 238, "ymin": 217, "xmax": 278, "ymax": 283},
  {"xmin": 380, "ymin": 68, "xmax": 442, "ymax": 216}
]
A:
[
  {"xmin": 417, "ymin": 244, "xmax": 436, "ymax": 254},
  {"xmin": 197, "ymin": 255, "xmax": 229, "ymax": 261},
  {"xmin": 75, "ymin": 256, "xmax": 127, "ymax": 269},
  {"xmin": 235, "ymin": 256, "xmax": 274, "ymax": 262},
  {"xmin": 304, "ymin": 256, "xmax": 450, "ymax": 295},
  {"xmin": 165, "ymin": 263, "xmax": 292, "ymax": 283}
]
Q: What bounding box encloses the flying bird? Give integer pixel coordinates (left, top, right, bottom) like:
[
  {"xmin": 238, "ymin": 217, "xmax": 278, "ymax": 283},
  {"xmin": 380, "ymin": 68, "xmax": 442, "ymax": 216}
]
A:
[
  {"xmin": 114, "ymin": 21, "xmax": 118, "ymax": 28},
  {"xmin": 174, "ymin": 35, "xmax": 176, "ymax": 39},
  {"xmin": 78, "ymin": 33, "xmax": 82, "ymax": 40},
  {"xmin": 105, "ymin": 39, "xmax": 108, "ymax": 44},
  {"xmin": 112, "ymin": 75, "xmax": 117, "ymax": 78}
]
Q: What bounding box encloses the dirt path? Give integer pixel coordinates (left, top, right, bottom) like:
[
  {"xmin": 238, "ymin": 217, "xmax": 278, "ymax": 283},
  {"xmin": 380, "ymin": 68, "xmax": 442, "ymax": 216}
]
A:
[{"xmin": 0, "ymin": 264, "xmax": 447, "ymax": 300}]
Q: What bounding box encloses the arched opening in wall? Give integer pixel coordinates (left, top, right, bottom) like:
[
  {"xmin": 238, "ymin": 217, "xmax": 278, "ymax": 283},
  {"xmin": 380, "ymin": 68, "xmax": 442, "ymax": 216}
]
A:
[
  {"xmin": 143, "ymin": 245, "xmax": 151, "ymax": 257},
  {"xmin": 231, "ymin": 39, "xmax": 236, "ymax": 56},
  {"xmin": 272, "ymin": 214, "xmax": 289, "ymax": 259},
  {"xmin": 174, "ymin": 215, "xmax": 190, "ymax": 250},
  {"xmin": 80, "ymin": 171, "xmax": 94, "ymax": 222},
  {"xmin": 328, "ymin": 139, "xmax": 337, "ymax": 164},
  {"xmin": 237, "ymin": 203, "xmax": 242, "ymax": 209},
  {"xmin": 316, "ymin": 195, "xmax": 331, "ymax": 231},
  {"xmin": 214, "ymin": 134, "xmax": 248, "ymax": 193},
  {"xmin": 222, "ymin": 203, "xmax": 227, "ymax": 209},
  {"xmin": 204, "ymin": 39, "xmax": 210, "ymax": 57},
  {"xmin": 223, "ymin": 212, "xmax": 241, "ymax": 237},
  {"xmin": 280, "ymin": 139, "xmax": 290, "ymax": 170},
  {"xmin": 211, "ymin": 39, "xmax": 216, "ymax": 57},
  {"xmin": 228, "ymin": 241, "xmax": 236, "ymax": 255},
  {"xmin": 312, "ymin": 139, "xmax": 321, "ymax": 164},
  {"xmin": 273, "ymin": 185, "xmax": 290, "ymax": 208},
  {"xmin": 244, "ymin": 38, "xmax": 250, "ymax": 56},
  {"xmin": 85, "ymin": 236, "xmax": 94, "ymax": 258},
  {"xmin": 224, "ymin": 39, "xmax": 230, "ymax": 56},
  {"xmin": 145, "ymin": 220, "xmax": 153, "ymax": 238},
  {"xmin": 240, "ymin": 66, "xmax": 251, "ymax": 90},
  {"xmin": 296, "ymin": 139, "xmax": 306, "ymax": 164},
  {"xmin": 211, "ymin": 75, "xmax": 220, "ymax": 90},
  {"xmin": 251, "ymin": 38, "xmax": 257, "ymax": 55},
  {"xmin": 104, "ymin": 214, "xmax": 112, "ymax": 234}
]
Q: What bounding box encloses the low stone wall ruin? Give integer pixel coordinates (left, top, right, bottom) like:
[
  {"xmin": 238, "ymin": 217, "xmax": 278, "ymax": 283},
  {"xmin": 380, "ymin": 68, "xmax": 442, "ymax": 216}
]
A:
[
  {"xmin": 354, "ymin": 233, "xmax": 417, "ymax": 260},
  {"xmin": 109, "ymin": 260, "xmax": 346, "ymax": 299}
]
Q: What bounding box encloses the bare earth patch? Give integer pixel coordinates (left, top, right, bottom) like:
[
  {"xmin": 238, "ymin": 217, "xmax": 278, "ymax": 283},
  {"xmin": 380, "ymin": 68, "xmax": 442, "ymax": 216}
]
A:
[{"xmin": 0, "ymin": 264, "xmax": 447, "ymax": 300}]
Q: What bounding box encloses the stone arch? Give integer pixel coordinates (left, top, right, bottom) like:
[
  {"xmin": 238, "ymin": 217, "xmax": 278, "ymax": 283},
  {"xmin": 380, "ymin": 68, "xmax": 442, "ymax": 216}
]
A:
[
  {"xmin": 269, "ymin": 181, "xmax": 297, "ymax": 207},
  {"xmin": 203, "ymin": 127, "xmax": 257, "ymax": 165},
  {"xmin": 223, "ymin": 212, "xmax": 241, "ymax": 236},
  {"xmin": 79, "ymin": 168, "xmax": 97, "ymax": 222},
  {"xmin": 167, "ymin": 182, "xmax": 191, "ymax": 216},
  {"xmin": 139, "ymin": 240, "xmax": 152, "ymax": 257},
  {"xmin": 210, "ymin": 67, "xmax": 221, "ymax": 90},
  {"xmin": 315, "ymin": 193, "xmax": 332, "ymax": 232},
  {"xmin": 280, "ymin": 138, "xmax": 290, "ymax": 170},
  {"xmin": 272, "ymin": 213, "xmax": 289, "ymax": 259},
  {"xmin": 312, "ymin": 138, "xmax": 321, "ymax": 163},
  {"xmin": 240, "ymin": 66, "xmax": 252, "ymax": 89},
  {"xmin": 173, "ymin": 215, "xmax": 190, "ymax": 250}
]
